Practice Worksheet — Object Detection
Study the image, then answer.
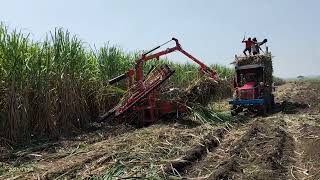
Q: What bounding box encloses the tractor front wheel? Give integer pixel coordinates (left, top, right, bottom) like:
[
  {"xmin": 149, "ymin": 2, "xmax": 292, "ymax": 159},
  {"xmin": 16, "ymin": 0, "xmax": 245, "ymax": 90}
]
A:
[
  {"xmin": 231, "ymin": 105, "xmax": 243, "ymax": 116},
  {"xmin": 231, "ymin": 110, "xmax": 238, "ymax": 116},
  {"xmin": 260, "ymin": 104, "xmax": 267, "ymax": 116}
]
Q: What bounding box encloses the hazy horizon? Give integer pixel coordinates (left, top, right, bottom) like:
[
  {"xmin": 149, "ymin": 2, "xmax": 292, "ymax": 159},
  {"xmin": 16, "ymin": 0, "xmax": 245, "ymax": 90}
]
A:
[{"xmin": 0, "ymin": 0, "xmax": 319, "ymax": 78}]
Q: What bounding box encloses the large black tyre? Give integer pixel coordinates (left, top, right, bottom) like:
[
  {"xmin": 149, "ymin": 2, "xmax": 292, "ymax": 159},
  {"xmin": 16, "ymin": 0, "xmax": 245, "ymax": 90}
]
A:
[
  {"xmin": 260, "ymin": 104, "xmax": 267, "ymax": 116},
  {"xmin": 262, "ymin": 91, "xmax": 273, "ymax": 113},
  {"xmin": 231, "ymin": 110, "xmax": 238, "ymax": 116},
  {"xmin": 271, "ymin": 94, "xmax": 275, "ymax": 107},
  {"xmin": 231, "ymin": 105, "xmax": 243, "ymax": 116},
  {"xmin": 231, "ymin": 105, "xmax": 238, "ymax": 116}
]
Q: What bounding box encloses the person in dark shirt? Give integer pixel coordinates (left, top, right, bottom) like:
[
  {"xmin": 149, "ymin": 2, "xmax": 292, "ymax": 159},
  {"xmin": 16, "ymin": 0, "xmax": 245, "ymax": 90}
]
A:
[
  {"xmin": 252, "ymin": 38, "xmax": 260, "ymax": 55},
  {"xmin": 252, "ymin": 38, "xmax": 268, "ymax": 55},
  {"xmin": 242, "ymin": 37, "xmax": 253, "ymax": 56}
]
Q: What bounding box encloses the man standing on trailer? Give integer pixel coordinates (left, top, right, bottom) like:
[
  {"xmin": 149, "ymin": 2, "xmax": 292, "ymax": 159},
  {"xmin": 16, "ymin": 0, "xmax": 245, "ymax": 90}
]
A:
[
  {"xmin": 252, "ymin": 38, "xmax": 260, "ymax": 55},
  {"xmin": 252, "ymin": 38, "xmax": 268, "ymax": 55},
  {"xmin": 242, "ymin": 37, "xmax": 253, "ymax": 56}
]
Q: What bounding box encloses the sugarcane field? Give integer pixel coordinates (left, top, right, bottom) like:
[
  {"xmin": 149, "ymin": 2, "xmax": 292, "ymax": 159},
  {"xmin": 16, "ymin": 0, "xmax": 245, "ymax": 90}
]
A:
[{"xmin": 1, "ymin": 1, "xmax": 320, "ymax": 180}]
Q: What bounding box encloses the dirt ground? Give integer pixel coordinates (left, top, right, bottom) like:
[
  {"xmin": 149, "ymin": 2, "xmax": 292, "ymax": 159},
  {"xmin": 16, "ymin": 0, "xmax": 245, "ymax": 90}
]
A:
[{"xmin": 0, "ymin": 80, "xmax": 319, "ymax": 180}]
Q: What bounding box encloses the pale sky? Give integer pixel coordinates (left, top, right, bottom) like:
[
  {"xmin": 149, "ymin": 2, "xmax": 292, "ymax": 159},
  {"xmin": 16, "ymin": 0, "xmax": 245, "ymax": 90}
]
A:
[{"xmin": 1, "ymin": 0, "xmax": 319, "ymax": 78}]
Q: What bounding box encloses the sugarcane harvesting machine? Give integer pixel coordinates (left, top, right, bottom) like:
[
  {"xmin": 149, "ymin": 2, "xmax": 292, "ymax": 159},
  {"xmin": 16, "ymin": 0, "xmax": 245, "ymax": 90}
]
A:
[{"xmin": 100, "ymin": 38, "xmax": 219, "ymax": 124}]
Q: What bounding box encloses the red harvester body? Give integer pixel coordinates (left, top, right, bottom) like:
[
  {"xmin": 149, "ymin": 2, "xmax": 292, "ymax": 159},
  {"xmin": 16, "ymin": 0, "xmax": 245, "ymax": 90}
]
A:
[{"xmin": 100, "ymin": 38, "xmax": 218, "ymax": 124}]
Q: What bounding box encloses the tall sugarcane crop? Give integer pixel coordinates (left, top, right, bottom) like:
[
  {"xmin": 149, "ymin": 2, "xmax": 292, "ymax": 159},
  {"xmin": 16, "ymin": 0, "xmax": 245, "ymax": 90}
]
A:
[{"xmin": 0, "ymin": 23, "xmax": 234, "ymax": 144}]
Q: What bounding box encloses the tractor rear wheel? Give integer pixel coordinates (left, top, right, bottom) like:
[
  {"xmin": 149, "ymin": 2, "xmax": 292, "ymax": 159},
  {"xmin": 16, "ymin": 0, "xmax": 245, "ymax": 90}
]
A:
[
  {"xmin": 271, "ymin": 94, "xmax": 275, "ymax": 108},
  {"xmin": 261, "ymin": 104, "xmax": 267, "ymax": 116},
  {"xmin": 263, "ymin": 93, "xmax": 273, "ymax": 113}
]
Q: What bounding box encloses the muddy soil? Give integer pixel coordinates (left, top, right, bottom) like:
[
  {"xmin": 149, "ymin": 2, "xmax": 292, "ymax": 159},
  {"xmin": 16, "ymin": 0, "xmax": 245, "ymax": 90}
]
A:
[
  {"xmin": 275, "ymin": 81, "xmax": 320, "ymax": 114},
  {"xmin": 0, "ymin": 123, "xmax": 223, "ymax": 179},
  {"xmin": 185, "ymin": 116, "xmax": 295, "ymax": 179},
  {"xmin": 182, "ymin": 81, "xmax": 320, "ymax": 180},
  {"xmin": 0, "ymin": 81, "xmax": 319, "ymax": 179}
]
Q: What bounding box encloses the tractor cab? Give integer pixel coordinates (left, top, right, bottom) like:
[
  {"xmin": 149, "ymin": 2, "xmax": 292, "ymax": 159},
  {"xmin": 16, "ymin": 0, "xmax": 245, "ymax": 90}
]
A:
[{"xmin": 235, "ymin": 64, "xmax": 265, "ymax": 100}]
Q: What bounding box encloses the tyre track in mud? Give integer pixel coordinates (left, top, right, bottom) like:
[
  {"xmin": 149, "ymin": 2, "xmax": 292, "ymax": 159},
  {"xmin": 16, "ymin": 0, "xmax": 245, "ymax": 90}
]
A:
[
  {"xmin": 59, "ymin": 127, "xmax": 227, "ymax": 180},
  {"xmin": 162, "ymin": 128, "xmax": 227, "ymax": 177},
  {"xmin": 185, "ymin": 117, "xmax": 295, "ymax": 180},
  {"xmin": 215, "ymin": 118, "xmax": 294, "ymax": 180},
  {"xmin": 182, "ymin": 120, "xmax": 253, "ymax": 179},
  {"xmin": 64, "ymin": 125, "xmax": 231, "ymax": 179},
  {"xmin": 4, "ymin": 123, "xmax": 227, "ymax": 179},
  {"xmin": 284, "ymin": 114, "xmax": 320, "ymax": 180},
  {"xmin": 159, "ymin": 119, "xmax": 250, "ymax": 178}
]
